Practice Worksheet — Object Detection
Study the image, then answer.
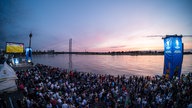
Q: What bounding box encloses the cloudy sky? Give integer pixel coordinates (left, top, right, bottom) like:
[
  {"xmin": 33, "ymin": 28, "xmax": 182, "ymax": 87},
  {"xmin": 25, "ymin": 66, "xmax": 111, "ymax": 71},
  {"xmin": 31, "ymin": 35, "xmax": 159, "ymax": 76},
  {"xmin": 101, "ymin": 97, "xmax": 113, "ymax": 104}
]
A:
[{"xmin": 0, "ymin": 0, "xmax": 192, "ymax": 52}]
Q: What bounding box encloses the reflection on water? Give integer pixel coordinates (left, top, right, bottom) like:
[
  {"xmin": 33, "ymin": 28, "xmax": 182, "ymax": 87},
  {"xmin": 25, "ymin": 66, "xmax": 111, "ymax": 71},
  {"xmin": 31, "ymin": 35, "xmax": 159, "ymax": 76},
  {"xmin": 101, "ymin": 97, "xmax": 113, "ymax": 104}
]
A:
[
  {"xmin": 69, "ymin": 54, "xmax": 72, "ymax": 70},
  {"xmin": 32, "ymin": 54, "xmax": 192, "ymax": 76}
]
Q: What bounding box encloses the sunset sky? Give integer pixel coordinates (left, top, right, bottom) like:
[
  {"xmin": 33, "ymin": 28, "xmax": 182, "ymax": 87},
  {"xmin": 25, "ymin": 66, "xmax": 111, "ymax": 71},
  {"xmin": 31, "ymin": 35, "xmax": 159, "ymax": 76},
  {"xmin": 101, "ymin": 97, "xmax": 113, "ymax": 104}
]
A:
[{"xmin": 0, "ymin": 0, "xmax": 192, "ymax": 52}]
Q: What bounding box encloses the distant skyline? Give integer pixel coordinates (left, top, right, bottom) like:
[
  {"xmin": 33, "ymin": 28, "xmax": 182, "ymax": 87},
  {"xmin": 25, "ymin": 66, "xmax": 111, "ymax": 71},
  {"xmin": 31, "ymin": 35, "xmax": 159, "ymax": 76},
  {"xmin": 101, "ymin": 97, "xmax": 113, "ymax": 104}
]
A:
[{"xmin": 0, "ymin": 0, "xmax": 192, "ymax": 52}]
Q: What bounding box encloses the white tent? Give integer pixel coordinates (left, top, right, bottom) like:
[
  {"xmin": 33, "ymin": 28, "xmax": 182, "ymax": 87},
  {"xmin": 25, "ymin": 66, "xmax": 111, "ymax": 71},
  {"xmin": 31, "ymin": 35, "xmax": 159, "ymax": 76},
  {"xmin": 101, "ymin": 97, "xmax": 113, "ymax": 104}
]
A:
[{"xmin": 0, "ymin": 62, "xmax": 18, "ymax": 93}]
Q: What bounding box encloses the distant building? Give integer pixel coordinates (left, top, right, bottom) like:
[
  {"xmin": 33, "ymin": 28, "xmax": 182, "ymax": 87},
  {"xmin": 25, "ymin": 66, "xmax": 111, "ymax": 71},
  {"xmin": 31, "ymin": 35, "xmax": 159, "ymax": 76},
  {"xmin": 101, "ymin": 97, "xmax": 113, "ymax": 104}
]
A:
[
  {"xmin": 0, "ymin": 49, "xmax": 5, "ymax": 55},
  {"xmin": 47, "ymin": 50, "xmax": 55, "ymax": 54}
]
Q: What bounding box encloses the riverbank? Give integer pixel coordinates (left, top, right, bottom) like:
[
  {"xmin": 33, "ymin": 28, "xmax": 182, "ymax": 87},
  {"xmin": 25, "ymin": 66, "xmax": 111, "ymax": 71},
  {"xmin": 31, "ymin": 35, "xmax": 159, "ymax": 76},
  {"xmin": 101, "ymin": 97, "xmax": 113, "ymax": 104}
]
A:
[
  {"xmin": 11, "ymin": 62, "xmax": 33, "ymax": 71},
  {"xmin": 32, "ymin": 51, "xmax": 192, "ymax": 55},
  {"xmin": 3, "ymin": 63, "xmax": 191, "ymax": 108}
]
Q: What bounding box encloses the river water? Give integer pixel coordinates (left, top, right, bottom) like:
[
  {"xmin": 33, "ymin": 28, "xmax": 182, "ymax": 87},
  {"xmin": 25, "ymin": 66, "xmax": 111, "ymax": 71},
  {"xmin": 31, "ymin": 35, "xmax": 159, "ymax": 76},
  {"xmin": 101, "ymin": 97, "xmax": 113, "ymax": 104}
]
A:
[{"xmin": 32, "ymin": 54, "xmax": 192, "ymax": 76}]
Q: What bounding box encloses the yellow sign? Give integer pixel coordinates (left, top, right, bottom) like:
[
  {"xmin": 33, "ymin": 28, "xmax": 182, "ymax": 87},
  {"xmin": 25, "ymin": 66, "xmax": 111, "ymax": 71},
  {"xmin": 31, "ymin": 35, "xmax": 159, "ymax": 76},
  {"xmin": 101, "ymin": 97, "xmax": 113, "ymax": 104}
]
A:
[{"xmin": 6, "ymin": 42, "xmax": 24, "ymax": 53}]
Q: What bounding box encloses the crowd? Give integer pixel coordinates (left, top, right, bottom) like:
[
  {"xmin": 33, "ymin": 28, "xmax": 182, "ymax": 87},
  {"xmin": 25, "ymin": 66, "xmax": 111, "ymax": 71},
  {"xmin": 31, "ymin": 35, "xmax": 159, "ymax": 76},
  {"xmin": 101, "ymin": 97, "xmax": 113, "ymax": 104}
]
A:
[{"xmin": 15, "ymin": 64, "xmax": 192, "ymax": 108}]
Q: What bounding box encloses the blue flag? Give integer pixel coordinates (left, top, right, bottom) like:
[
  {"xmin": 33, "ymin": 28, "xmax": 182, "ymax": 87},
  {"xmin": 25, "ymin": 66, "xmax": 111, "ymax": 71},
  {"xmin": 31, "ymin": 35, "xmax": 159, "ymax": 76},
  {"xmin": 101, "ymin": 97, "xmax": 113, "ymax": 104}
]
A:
[{"xmin": 163, "ymin": 36, "xmax": 183, "ymax": 79}]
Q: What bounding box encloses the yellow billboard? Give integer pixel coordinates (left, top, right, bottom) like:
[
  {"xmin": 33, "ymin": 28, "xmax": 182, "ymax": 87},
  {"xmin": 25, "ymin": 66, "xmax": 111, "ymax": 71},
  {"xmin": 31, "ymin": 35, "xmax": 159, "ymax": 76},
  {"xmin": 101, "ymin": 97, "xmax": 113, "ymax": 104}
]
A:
[{"xmin": 6, "ymin": 42, "xmax": 24, "ymax": 53}]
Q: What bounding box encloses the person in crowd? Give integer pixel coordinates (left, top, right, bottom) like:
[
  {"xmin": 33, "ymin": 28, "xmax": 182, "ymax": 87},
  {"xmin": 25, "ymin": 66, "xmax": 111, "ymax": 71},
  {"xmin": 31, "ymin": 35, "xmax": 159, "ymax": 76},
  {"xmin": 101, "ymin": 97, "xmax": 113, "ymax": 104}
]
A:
[
  {"xmin": 0, "ymin": 98, "xmax": 7, "ymax": 108},
  {"xmin": 16, "ymin": 64, "xmax": 192, "ymax": 108}
]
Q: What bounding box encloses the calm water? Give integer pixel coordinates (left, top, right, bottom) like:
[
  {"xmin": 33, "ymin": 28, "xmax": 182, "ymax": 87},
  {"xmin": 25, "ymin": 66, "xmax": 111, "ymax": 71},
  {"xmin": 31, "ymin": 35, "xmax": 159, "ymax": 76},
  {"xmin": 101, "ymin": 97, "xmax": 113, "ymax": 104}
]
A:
[{"xmin": 32, "ymin": 54, "xmax": 192, "ymax": 76}]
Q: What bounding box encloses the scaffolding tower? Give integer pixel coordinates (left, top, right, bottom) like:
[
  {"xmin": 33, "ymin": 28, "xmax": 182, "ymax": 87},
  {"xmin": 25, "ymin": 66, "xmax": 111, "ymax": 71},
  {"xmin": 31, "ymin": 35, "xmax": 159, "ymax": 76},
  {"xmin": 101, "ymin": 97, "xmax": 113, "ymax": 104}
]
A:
[{"xmin": 69, "ymin": 38, "xmax": 72, "ymax": 53}]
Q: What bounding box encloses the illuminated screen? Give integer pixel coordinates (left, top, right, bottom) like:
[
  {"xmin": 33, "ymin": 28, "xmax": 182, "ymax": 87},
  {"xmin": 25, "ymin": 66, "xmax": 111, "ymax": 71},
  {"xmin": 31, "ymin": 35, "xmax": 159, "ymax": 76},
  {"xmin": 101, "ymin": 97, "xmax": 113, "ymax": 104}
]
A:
[{"xmin": 6, "ymin": 42, "xmax": 24, "ymax": 53}]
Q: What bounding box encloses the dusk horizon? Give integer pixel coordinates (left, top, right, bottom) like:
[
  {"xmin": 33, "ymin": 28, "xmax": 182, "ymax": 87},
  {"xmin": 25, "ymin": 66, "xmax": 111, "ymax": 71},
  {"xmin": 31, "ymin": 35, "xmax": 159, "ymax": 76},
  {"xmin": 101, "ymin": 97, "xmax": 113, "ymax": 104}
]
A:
[{"xmin": 1, "ymin": 0, "xmax": 192, "ymax": 52}]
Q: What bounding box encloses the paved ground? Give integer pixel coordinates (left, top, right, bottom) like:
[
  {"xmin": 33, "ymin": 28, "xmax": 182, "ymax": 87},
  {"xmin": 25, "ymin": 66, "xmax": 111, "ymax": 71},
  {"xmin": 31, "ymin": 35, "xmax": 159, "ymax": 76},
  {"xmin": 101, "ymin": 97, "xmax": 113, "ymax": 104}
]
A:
[{"xmin": 12, "ymin": 63, "xmax": 33, "ymax": 71}]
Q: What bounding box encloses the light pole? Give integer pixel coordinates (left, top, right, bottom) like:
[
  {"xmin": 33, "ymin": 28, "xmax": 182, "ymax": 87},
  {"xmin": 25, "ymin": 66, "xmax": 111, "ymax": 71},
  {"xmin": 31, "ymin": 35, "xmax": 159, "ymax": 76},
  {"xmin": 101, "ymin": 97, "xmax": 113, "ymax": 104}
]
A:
[{"xmin": 29, "ymin": 33, "xmax": 32, "ymax": 48}]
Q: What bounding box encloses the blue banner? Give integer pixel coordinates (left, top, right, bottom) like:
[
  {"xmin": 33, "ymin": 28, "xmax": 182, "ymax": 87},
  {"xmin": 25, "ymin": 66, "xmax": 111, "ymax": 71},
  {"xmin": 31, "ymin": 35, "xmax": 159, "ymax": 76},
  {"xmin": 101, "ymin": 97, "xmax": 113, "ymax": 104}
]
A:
[
  {"xmin": 163, "ymin": 36, "xmax": 183, "ymax": 79},
  {"xmin": 26, "ymin": 47, "xmax": 32, "ymax": 63}
]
